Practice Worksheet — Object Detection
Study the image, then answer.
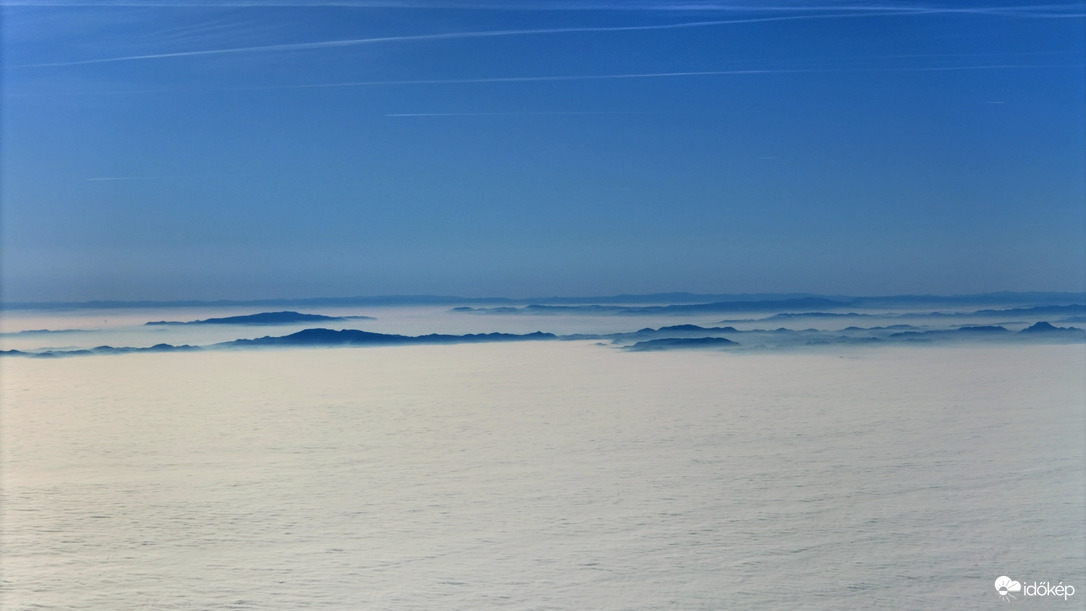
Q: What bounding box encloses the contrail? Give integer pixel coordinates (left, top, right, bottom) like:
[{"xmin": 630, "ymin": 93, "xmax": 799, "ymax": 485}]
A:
[
  {"xmin": 12, "ymin": 62, "xmax": 1080, "ymax": 98},
  {"xmin": 17, "ymin": 6, "xmax": 1072, "ymax": 69},
  {"xmin": 288, "ymin": 69, "xmax": 791, "ymax": 89},
  {"xmin": 2, "ymin": 0, "xmax": 1083, "ymax": 15},
  {"xmin": 252, "ymin": 64, "xmax": 1081, "ymax": 90},
  {"xmin": 11, "ymin": 4, "xmax": 1081, "ymax": 69},
  {"xmin": 8, "ymin": 15, "xmax": 883, "ymax": 68}
]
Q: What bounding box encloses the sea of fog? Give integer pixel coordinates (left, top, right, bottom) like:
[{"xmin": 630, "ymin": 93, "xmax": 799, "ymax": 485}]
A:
[{"xmin": 2, "ymin": 305, "xmax": 1084, "ymax": 609}]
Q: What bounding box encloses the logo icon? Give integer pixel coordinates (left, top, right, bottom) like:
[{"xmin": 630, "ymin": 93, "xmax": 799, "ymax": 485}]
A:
[{"xmin": 995, "ymin": 576, "xmax": 1022, "ymax": 601}]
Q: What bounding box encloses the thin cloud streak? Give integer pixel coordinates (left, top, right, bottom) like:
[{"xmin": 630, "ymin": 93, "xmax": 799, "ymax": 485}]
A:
[
  {"xmin": 12, "ymin": 62, "xmax": 1081, "ymax": 98},
  {"xmin": 14, "ymin": 5, "xmax": 1082, "ymax": 69},
  {"xmin": 293, "ymin": 70, "xmax": 798, "ymax": 89},
  {"xmin": 263, "ymin": 64, "xmax": 1083, "ymax": 90},
  {"xmin": 3, "ymin": 0, "xmax": 1083, "ymax": 15},
  {"xmin": 6, "ymin": 15, "xmax": 889, "ymax": 68}
]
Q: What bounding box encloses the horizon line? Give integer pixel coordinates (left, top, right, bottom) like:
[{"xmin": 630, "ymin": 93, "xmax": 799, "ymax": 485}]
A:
[{"xmin": 3, "ymin": 290, "xmax": 1084, "ymax": 311}]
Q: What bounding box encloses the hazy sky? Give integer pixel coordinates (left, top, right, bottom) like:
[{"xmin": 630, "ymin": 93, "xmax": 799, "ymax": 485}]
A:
[{"xmin": 2, "ymin": 1, "xmax": 1084, "ymax": 301}]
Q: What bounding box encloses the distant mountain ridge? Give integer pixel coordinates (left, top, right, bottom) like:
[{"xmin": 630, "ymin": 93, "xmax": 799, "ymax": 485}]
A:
[
  {"xmin": 146, "ymin": 311, "xmax": 373, "ymax": 326},
  {"xmin": 457, "ymin": 299, "xmax": 1086, "ymax": 317},
  {"xmin": 3, "ymin": 319, "xmax": 1082, "ymax": 358},
  {"xmin": 4, "ymin": 291, "xmax": 1083, "ymax": 311},
  {"xmin": 224, "ymin": 328, "xmax": 556, "ymax": 348},
  {"xmin": 0, "ymin": 328, "xmax": 557, "ymax": 358},
  {"xmin": 627, "ymin": 337, "xmax": 740, "ymax": 351},
  {"xmin": 456, "ymin": 298, "xmax": 857, "ymax": 316}
]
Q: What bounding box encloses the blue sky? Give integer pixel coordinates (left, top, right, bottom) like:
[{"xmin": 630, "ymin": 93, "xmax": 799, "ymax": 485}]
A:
[{"xmin": 2, "ymin": 1, "xmax": 1084, "ymax": 301}]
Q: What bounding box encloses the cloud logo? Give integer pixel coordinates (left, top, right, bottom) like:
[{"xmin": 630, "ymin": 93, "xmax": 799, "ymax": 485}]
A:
[{"xmin": 995, "ymin": 576, "xmax": 1022, "ymax": 601}]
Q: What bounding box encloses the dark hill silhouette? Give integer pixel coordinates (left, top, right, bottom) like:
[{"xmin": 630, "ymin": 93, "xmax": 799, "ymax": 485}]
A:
[
  {"xmin": 766, "ymin": 312, "xmax": 870, "ymax": 319},
  {"xmin": 888, "ymin": 325, "xmax": 1009, "ymax": 338},
  {"xmin": 1, "ymin": 328, "xmax": 88, "ymax": 336},
  {"xmin": 1, "ymin": 328, "xmax": 556, "ymax": 357},
  {"xmin": 221, "ymin": 328, "xmax": 556, "ymax": 348},
  {"xmin": 8, "ymin": 344, "xmax": 204, "ymax": 357},
  {"xmin": 562, "ymin": 324, "xmax": 740, "ymax": 342},
  {"xmin": 1019, "ymin": 321, "xmax": 1086, "ymax": 336},
  {"xmin": 955, "ymin": 325, "xmax": 1010, "ymax": 333},
  {"xmin": 627, "ymin": 337, "xmax": 739, "ymax": 351},
  {"xmin": 146, "ymin": 311, "xmax": 373, "ymax": 326},
  {"xmin": 631, "ymin": 324, "xmax": 740, "ymax": 338},
  {"xmin": 973, "ymin": 304, "xmax": 1085, "ymax": 317}
]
